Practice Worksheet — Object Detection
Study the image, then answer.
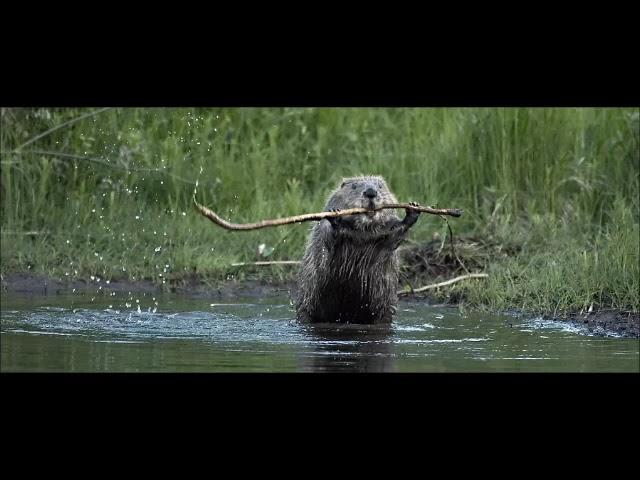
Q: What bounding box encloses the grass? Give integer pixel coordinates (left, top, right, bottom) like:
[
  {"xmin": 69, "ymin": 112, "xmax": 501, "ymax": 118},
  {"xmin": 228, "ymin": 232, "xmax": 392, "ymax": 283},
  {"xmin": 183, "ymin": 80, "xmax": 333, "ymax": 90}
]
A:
[{"xmin": 1, "ymin": 107, "xmax": 638, "ymax": 313}]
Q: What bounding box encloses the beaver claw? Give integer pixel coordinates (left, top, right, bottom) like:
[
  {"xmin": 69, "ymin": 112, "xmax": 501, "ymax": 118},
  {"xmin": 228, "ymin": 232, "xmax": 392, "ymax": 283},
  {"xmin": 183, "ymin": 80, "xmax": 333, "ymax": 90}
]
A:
[
  {"xmin": 403, "ymin": 201, "xmax": 420, "ymax": 226},
  {"xmin": 327, "ymin": 208, "xmax": 343, "ymax": 227}
]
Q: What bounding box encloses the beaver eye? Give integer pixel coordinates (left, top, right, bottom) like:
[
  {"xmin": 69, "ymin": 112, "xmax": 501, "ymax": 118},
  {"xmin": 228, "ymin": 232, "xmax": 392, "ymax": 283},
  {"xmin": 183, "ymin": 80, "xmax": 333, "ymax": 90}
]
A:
[{"xmin": 351, "ymin": 183, "xmax": 357, "ymax": 190}]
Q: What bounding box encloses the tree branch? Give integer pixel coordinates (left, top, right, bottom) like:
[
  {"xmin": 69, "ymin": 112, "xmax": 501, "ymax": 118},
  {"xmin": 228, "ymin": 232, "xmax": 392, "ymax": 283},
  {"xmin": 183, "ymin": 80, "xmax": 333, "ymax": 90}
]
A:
[
  {"xmin": 193, "ymin": 196, "xmax": 463, "ymax": 231},
  {"xmin": 231, "ymin": 261, "xmax": 302, "ymax": 267}
]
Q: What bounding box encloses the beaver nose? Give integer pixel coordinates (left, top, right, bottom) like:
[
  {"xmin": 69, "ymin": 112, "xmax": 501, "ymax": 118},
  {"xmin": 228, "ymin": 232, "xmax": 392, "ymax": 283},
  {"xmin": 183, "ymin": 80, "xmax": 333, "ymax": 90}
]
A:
[{"xmin": 363, "ymin": 187, "xmax": 377, "ymax": 199}]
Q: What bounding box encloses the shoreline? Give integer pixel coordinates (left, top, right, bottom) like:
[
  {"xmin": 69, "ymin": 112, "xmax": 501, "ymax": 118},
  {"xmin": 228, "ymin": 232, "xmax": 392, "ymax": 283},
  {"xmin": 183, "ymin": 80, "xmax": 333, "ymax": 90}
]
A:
[{"xmin": 1, "ymin": 272, "xmax": 638, "ymax": 338}]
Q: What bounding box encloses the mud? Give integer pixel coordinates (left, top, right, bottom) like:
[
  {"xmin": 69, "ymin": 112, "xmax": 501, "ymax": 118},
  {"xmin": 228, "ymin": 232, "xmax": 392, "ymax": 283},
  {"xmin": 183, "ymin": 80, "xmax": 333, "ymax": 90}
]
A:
[
  {"xmin": 0, "ymin": 272, "xmax": 294, "ymax": 300},
  {"xmin": 559, "ymin": 310, "xmax": 639, "ymax": 338}
]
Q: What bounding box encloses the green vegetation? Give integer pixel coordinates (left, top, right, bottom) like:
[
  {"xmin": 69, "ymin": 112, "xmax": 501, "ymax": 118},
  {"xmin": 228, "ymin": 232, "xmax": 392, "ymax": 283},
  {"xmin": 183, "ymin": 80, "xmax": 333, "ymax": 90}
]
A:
[{"xmin": 1, "ymin": 107, "xmax": 638, "ymax": 314}]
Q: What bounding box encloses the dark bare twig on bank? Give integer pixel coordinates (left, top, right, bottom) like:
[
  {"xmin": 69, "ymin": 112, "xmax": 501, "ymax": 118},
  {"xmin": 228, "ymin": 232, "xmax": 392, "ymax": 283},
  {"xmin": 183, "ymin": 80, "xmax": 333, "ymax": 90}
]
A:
[{"xmin": 440, "ymin": 214, "xmax": 470, "ymax": 275}]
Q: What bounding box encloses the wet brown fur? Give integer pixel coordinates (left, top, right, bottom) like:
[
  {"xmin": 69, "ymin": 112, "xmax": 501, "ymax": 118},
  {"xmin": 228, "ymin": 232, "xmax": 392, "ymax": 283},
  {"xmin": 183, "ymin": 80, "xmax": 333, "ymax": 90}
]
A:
[{"xmin": 296, "ymin": 175, "xmax": 420, "ymax": 324}]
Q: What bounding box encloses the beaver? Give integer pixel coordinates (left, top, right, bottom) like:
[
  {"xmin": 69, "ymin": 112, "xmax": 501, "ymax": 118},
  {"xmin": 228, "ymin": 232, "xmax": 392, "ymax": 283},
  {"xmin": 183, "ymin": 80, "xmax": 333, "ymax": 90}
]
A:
[{"xmin": 295, "ymin": 175, "xmax": 420, "ymax": 324}]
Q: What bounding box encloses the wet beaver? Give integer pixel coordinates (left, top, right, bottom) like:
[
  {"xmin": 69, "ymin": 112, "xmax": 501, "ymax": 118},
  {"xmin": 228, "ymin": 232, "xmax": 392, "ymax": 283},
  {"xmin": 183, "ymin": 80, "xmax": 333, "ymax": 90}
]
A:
[{"xmin": 296, "ymin": 175, "xmax": 420, "ymax": 324}]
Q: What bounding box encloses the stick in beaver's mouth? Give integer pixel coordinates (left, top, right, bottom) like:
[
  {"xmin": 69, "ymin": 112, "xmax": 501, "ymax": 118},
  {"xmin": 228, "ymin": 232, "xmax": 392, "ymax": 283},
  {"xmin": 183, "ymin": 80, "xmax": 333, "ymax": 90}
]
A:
[
  {"xmin": 365, "ymin": 203, "xmax": 377, "ymax": 217},
  {"xmin": 193, "ymin": 195, "xmax": 463, "ymax": 231}
]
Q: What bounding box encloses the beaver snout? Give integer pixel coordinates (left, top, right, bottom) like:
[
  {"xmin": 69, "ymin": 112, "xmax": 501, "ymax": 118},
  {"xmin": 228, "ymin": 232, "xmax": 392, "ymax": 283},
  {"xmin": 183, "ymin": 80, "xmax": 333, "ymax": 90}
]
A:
[
  {"xmin": 363, "ymin": 188, "xmax": 379, "ymax": 215},
  {"xmin": 363, "ymin": 187, "xmax": 377, "ymax": 199}
]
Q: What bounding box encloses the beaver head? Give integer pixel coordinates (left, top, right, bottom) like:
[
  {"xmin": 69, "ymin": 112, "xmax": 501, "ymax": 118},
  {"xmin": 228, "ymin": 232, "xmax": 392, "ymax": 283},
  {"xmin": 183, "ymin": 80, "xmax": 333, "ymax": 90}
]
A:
[{"xmin": 324, "ymin": 175, "xmax": 399, "ymax": 228}]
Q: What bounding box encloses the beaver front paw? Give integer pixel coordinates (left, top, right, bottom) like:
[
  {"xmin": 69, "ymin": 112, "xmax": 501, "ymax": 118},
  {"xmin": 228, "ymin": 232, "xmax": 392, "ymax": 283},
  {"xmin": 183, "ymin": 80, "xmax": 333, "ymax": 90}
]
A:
[
  {"xmin": 327, "ymin": 208, "xmax": 343, "ymax": 227},
  {"xmin": 403, "ymin": 202, "xmax": 421, "ymax": 226}
]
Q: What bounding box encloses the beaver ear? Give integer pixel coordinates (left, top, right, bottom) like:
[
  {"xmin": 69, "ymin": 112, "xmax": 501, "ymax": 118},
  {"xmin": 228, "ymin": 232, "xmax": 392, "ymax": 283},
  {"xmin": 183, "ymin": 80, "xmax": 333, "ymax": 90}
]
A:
[{"xmin": 341, "ymin": 181, "xmax": 346, "ymax": 188}]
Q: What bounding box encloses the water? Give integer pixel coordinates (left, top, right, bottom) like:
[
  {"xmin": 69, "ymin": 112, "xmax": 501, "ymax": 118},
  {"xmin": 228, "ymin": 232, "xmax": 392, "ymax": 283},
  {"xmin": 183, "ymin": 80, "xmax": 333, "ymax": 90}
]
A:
[{"xmin": 1, "ymin": 293, "xmax": 638, "ymax": 372}]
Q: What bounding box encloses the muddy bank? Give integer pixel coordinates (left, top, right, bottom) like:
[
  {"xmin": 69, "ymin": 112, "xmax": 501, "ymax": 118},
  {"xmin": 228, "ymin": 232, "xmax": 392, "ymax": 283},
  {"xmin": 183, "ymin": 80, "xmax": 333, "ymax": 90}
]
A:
[
  {"xmin": 560, "ymin": 310, "xmax": 639, "ymax": 338},
  {"xmin": 0, "ymin": 272, "xmax": 294, "ymax": 299},
  {"xmin": 1, "ymin": 272, "xmax": 638, "ymax": 338}
]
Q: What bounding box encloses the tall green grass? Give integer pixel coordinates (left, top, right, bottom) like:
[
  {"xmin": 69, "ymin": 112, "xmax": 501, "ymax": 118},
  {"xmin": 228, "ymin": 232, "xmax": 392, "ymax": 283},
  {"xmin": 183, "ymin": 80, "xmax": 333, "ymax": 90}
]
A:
[{"xmin": 1, "ymin": 107, "xmax": 638, "ymax": 312}]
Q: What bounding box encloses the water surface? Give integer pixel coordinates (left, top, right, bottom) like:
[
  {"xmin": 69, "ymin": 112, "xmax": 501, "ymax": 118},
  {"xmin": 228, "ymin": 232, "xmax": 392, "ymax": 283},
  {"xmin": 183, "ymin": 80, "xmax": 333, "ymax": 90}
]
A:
[{"xmin": 1, "ymin": 293, "xmax": 638, "ymax": 372}]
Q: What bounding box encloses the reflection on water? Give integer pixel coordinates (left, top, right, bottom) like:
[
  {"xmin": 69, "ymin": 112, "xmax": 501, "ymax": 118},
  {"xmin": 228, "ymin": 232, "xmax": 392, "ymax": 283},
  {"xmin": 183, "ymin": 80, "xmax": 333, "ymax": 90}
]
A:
[
  {"xmin": 300, "ymin": 324, "xmax": 396, "ymax": 372},
  {"xmin": 1, "ymin": 293, "xmax": 638, "ymax": 372}
]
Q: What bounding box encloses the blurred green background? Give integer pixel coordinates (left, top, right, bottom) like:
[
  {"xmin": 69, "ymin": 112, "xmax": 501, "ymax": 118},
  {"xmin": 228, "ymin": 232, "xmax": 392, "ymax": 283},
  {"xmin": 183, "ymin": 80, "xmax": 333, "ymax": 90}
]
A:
[{"xmin": 1, "ymin": 107, "xmax": 638, "ymax": 313}]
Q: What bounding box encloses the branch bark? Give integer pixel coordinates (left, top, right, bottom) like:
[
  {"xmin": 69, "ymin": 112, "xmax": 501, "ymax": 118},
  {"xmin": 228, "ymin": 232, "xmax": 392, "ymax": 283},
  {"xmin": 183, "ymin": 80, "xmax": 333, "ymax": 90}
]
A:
[
  {"xmin": 193, "ymin": 196, "xmax": 463, "ymax": 231},
  {"xmin": 231, "ymin": 261, "xmax": 302, "ymax": 267}
]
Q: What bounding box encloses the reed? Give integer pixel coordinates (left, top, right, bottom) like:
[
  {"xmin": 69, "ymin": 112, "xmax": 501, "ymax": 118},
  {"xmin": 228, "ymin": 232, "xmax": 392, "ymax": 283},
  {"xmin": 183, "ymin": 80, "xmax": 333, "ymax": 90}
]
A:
[{"xmin": 1, "ymin": 107, "xmax": 638, "ymax": 312}]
